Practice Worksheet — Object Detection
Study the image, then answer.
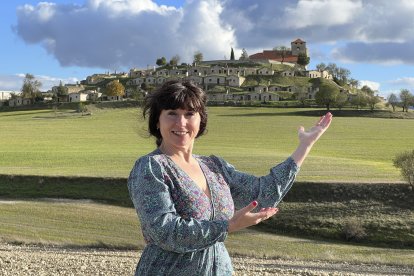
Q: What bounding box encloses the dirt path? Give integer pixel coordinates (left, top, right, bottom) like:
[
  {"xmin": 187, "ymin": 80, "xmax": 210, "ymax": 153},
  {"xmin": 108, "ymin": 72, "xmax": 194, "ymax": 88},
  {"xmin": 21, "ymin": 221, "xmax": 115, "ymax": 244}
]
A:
[{"xmin": 0, "ymin": 243, "xmax": 412, "ymax": 275}]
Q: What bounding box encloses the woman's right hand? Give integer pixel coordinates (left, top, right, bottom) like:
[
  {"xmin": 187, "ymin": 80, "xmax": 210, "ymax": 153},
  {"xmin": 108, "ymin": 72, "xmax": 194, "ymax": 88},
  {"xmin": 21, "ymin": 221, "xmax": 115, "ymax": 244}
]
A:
[{"xmin": 228, "ymin": 201, "xmax": 279, "ymax": 233}]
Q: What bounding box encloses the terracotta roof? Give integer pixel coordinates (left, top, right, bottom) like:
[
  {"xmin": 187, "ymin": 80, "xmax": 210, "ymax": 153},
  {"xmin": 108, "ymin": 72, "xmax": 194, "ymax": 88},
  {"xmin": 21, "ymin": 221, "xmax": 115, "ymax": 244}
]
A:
[
  {"xmin": 292, "ymin": 38, "xmax": 305, "ymax": 43},
  {"xmin": 249, "ymin": 50, "xmax": 299, "ymax": 63}
]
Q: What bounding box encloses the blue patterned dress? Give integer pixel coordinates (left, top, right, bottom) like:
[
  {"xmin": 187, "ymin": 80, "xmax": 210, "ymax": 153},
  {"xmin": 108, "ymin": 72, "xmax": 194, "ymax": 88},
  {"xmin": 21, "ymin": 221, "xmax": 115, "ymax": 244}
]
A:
[{"xmin": 127, "ymin": 148, "xmax": 299, "ymax": 275}]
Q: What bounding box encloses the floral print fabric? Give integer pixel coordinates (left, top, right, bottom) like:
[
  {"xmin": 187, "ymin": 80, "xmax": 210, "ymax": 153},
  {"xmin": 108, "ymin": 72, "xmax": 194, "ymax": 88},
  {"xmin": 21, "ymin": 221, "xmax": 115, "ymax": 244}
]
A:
[{"xmin": 128, "ymin": 148, "xmax": 299, "ymax": 275}]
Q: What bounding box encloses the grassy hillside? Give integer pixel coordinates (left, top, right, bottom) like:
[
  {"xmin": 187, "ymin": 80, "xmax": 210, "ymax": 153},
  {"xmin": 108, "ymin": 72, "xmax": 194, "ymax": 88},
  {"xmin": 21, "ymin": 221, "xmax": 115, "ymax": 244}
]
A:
[{"xmin": 1, "ymin": 106, "xmax": 414, "ymax": 182}]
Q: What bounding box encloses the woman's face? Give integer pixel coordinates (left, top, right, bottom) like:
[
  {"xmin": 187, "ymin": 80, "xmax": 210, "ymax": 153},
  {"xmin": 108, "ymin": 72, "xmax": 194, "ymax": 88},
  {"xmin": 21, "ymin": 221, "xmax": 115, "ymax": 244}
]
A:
[{"xmin": 158, "ymin": 108, "xmax": 201, "ymax": 151}]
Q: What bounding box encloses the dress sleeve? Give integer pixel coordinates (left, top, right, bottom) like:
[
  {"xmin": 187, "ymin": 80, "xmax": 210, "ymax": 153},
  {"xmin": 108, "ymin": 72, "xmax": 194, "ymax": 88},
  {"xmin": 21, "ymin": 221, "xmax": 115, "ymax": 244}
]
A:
[
  {"xmin": 211, "ymin": 156, "xmax": 300, "ymax": 210},
  {"xmin": 127, "ymin": 156, "xmax": 229, "ymax": 253}
]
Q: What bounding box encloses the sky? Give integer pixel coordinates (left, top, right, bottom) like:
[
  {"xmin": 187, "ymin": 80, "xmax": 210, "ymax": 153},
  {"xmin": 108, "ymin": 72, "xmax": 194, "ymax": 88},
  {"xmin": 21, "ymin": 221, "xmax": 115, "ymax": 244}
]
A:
[{"xmin": 2, "ymin": 0, "xmax": 414, "ymax": 98}]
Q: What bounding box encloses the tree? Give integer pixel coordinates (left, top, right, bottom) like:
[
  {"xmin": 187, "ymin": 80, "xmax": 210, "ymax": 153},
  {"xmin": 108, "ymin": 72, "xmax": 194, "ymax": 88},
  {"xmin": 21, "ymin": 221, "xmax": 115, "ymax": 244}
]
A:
[
  {"xmin": 348, "ymin": 78, "xmax": 359, "ymax": 89},
  {"xmin": 105, "ymin": 80, "xmax": 125, "ymax": 97},
  {"xmin": 169, "ymin": 55, "xmax": 180, "ymax": 67},
  {"xmin": 387, "ymin": 93, "xmax": 399, "ymax": 112},
  {"xmin": 193, "ymin": 51, "xmax": 203, "ymax": 65},
  {"xmin": 274, "ymin": 45, "xmax": 288, "ymax": 63},
  {"xmin": 337, "ymin": 67, "xmax": 351, "ymax": 86},
  {"xmin": 297, "ymin": 52, "xmax": 310, "ymax": 67},
  {"xmin": 315, "ymin": 80, "xmax": 340, "ymax": 111},
  {"xmin": 367, "ymin": 94, "xmax": 381, "ymax": 111},
  {"xmin": 399, "ymin": 89, "xmax": 413, "ymax": 112},
  {"xmin": 350, "ymin": 91, "xmax": 368, "ymax": 110},
  {"xmin": 21, "ymin": 73, "xmax": 41, "ymax": 100},
  {"xmin": 361, "ymin": 85, "xmax": 375, "ymax": 96},
  {"xmin": 316, "ymin": 63, "xmax": 327, "ymax": 72},
  {"xmin": 326, "ymin": 63, "xmax": 338, "ymax": 78},
  {"xmin": 393, "ymin": 150, "xmax": 414, "ymax": 186},
  {"xmin": 239, "ymin": 48, "xmax": 249, "ymax": 60},
  {"xmin": 230, "ymin": 47, "xmax": 235, "ymax": 60},
  {"xmin": 56, "ymin": 80, "xmax": 68, "ymax": 96},
  {"xmin": 335, "ymin": 92, "xmax": 348, "ymax": 110},
  {"xmin": 156, "ymin": 57, "xmax": 167, "ymax": 66}
]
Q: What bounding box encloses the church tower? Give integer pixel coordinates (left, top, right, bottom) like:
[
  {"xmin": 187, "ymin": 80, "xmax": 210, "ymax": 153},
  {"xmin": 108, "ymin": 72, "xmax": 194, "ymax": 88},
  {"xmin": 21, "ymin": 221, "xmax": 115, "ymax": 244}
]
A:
[{"xmin": 291, "ymin": 38, "xmax": 307, "ymax": 56}]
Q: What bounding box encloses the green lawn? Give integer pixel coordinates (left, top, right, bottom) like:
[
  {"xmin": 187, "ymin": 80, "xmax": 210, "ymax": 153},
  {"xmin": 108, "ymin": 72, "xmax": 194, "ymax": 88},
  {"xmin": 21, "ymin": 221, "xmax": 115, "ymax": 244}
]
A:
[
  {"xmin": 1, "ymin": 106, "xmax": 413, "ymax": 182},
  {"xmin": 1, "ymin": 106, "xmax": 413, "ymax": 266}
]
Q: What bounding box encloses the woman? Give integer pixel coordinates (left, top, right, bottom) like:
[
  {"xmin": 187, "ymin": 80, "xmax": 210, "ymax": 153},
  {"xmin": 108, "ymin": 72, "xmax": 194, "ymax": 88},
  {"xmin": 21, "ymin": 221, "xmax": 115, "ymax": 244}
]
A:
[{"xmin": 128, "ymin": 80, "xmax": 332, "ymax": 275}]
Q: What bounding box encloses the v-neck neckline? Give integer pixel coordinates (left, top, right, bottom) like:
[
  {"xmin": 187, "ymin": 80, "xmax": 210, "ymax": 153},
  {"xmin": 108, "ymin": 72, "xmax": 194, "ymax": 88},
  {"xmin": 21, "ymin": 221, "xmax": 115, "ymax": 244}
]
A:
[{"xmin": 157, "ymin": 148, "xmax": 213, "ymax": 201}]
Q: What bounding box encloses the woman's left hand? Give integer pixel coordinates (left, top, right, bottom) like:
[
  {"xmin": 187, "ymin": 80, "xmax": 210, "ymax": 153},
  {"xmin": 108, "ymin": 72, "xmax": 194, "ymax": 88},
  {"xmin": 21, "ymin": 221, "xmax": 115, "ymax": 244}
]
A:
[{"xmin": 298, "ymin": 112, "xmax": 333, "ymax": 147}]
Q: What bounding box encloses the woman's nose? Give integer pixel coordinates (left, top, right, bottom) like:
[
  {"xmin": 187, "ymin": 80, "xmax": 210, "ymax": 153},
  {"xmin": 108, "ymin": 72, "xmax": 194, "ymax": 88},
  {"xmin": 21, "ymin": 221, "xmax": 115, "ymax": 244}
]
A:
[{"xmin": 175, "ymin": 115, "xmax": 186, "ymax": 125}]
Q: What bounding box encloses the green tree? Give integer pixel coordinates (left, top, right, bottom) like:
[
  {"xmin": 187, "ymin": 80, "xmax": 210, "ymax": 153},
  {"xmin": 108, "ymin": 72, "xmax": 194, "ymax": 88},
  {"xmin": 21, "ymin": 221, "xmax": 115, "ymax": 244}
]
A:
[
  {"xmin": 105, "ymin": 80, "xmax": 125, "ymax": 97},
  {"xmin": 169, "ymin": 55, "xmax": 180, "ymax": 66},
  {"xmin": 335, "ymin": 92, "xmax": 348, "ymax": 110},
  {"xmin": 367, "ymin": 95, "xmax": 381, "ymax": 111},
  {"xmin": 156, "ymin": 57, "xmax": 167, "ymax": 66},
  {"xmin": 348, "ymin": 78, "xmax": 359, "ymax": 89},
  {"xmin": 56, "ymin": 81, "xmax": 68, "ymax": 97},
  {"xmin": 387, "ymin": 93, "xmax": 399, "ymax": 112},
  {"xmin": 393, "ymin": 150, "xmax": 414, "ymax": 186},
  {"xmin": 129, "ymin": 86, "xmax": 144, "ymax": 101},
  {"xmin": 21, "ymin": 73, "xmax": 41, "ymax": 100},
  {"xmin": 297, "ymin": 52, "xmax": 310, "ymax": 67},
  {"xmin": 230, "ymin": 47, "xmax": 235, "ymax": 60},
  {"xmin": 239, "ymin": 48, "xmax": 249, "ymax": 60},
  {"xmin": 315, "ymin": 79, "xmax": 340, "ymax": 111},
  {"xmin": 337, "ymin": 68, "xmax": 351, "ymax": 86},
  {"xmin": 399, "ymin": 89, "xmax": 413, "ymax": 112},
  {"xmin": 193, "ymin": 51, "xmax": 203, "ymax": 65},
  {"xmin": 361, "ymin": 85, "xmax": 375, "ymax": 96},
  {"xmin": 350, "ymin": 91, "xmax": 368, "ymax": 110}
]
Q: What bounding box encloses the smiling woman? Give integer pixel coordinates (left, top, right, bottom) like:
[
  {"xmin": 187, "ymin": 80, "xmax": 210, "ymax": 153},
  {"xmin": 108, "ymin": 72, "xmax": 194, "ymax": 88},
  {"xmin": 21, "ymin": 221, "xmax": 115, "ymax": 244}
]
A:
[{"xmin": 127, "ymin": 80, "xmax": 332, "ymax": 275}]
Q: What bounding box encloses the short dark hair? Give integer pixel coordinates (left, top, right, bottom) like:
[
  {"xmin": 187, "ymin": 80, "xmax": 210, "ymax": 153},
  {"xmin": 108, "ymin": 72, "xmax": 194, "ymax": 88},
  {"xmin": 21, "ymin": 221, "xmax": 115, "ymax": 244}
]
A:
[{"xmin": 143, "ymin": 80, "xmax": 208, "ymax": 146}]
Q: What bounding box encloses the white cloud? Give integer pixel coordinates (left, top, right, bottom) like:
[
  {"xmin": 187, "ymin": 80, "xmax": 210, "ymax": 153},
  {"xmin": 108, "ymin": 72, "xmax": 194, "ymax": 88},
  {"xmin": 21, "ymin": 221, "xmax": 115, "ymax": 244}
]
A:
[
  {"xmin": 359, "ymin": 80, "xmax": 380, "ymax": 91},
  {"xmin": 379, "ymin": 89, "xmax": 401, "ymax": 99},
  {"xmin": 14, "ymin": 0, "xmax": 236, "ymax": 70},
  {"xmin": 220, "ymin": 0, "xmax": 414, "ymax": 64},
  {"xmin": 283, "ymin": 0, "xmax": 362, "ymax": 29},
  {"xmin": 0, "ymin": 74, "xmax": 79, "ymax": 92},
  {"xmin": 389, "ymin": 77, "xmax": 414, "ymax": 88},
  {"xmin": 13, "ymin": 0, "xmax": 414, "ymax": 68}
]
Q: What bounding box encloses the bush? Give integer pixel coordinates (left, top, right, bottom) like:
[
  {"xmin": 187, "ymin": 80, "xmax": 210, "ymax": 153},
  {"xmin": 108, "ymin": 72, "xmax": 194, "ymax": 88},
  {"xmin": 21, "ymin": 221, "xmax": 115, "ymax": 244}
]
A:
[
  {"xmin": 342, "ymin": 218, "xmax": 366, "ymax": 242},
  {"xmin": 393, "ymin": 150, "xmax": 414, "ymax": 186}
]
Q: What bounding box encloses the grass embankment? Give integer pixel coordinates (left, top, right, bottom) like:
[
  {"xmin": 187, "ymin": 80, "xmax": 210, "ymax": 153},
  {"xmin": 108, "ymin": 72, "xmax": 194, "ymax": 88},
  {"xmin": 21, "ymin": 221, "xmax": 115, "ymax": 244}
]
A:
[
  {"xmin": 1, "ymin": 174, "xmax": 412, "ymax": 248},
  {"xmin": 1, "ymin": 200, "xmax": 413, "ymax": 267}
]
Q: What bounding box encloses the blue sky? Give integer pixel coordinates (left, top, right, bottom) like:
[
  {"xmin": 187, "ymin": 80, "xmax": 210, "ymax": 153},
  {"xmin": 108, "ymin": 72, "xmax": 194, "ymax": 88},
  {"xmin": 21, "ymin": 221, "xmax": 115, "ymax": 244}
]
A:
[{"xmin": 2, "ymin": 0, "xmax": 414, "ymax": 98}]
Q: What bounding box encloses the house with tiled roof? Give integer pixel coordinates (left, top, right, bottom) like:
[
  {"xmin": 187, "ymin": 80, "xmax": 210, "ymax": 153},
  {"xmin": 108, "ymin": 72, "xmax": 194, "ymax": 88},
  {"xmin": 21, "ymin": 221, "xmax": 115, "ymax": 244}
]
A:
[{"xmin": 249, "ymin": 38, "xmax": 307, "ymax": 64}]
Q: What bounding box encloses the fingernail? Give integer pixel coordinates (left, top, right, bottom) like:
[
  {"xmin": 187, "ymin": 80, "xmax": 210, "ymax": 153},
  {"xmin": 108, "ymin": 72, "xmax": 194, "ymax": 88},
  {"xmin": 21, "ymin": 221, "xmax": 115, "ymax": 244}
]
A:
[{"xmin": 252, "ymin": 201, "xmax": 258, "ymax": 207}]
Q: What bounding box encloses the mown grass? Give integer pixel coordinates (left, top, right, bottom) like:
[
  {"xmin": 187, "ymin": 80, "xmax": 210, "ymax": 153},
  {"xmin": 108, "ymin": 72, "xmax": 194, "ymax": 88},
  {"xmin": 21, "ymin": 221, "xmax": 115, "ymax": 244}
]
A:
[
  {"xmin": 1, "ymin": 106, "xmax": 413, "ymax": 266},
  {"xmin": 1, "ymin": 200, "xmax": 413, "ymax": 267},
  {"xmin": 1, "ymin": 106, "xmax": 414, "ymax": 182}
]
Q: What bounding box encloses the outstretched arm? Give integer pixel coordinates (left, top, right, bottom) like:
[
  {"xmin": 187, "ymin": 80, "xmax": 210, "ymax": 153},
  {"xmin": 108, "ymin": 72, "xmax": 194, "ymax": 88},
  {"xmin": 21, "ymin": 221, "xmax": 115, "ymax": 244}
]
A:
[{"xmin": 291, "ymin": 112, "xmax": 333, "ymax": 167}]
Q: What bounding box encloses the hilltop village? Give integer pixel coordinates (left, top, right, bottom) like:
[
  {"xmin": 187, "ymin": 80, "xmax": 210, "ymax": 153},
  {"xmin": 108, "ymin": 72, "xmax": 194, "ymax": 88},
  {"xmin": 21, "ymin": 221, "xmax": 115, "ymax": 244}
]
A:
[{"xmin": 3, "ymin": 39, "xmax": 358, "ymax": 107}]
